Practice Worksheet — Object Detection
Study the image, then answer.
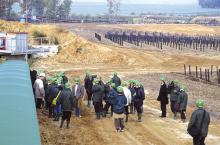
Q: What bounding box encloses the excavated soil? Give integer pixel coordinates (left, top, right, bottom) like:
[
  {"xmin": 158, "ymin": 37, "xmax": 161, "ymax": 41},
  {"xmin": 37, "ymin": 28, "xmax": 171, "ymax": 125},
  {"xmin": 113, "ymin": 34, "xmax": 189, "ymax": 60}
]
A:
[{"xmin": 34, "ymin": 23, "xmax": 220, "ymax": 145}]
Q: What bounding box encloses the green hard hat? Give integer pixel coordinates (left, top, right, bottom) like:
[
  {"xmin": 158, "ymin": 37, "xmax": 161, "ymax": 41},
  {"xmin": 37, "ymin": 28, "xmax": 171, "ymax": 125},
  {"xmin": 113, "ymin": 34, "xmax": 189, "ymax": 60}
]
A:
[
  {"xmin": 65, "ymin": 83, "xmax": 71, "ymax": 89},
  {"xmin": 56, "ymin": 78, "xmax": 62, "ymax": 85},
  {"xmin": 196, "ymin": 99, "xmax": 204, "ymax": 108},
  {"xmin": 111, "ymin": 83, "xmax": 116, "ymax": 89},
  {"xmin": 160, "ymin": 75, "xmax": 166, "ymax": 81},
  {"xmin": 117, "ymin": 86, "xmax": 124, "ymax": 93},
  {"xmin": 180, "ymin": 85, "xmax": 187, "ymax": 92},
  {"xmin": 93, "ymin": 78, "xmax": 100, "ymax": 84},
  {"xmin": 173, "ymin": 80, "xmax": 179, "ymax": 85},
  {"xmin": 114, "ymin": 72, "xmax": 117, "ymax": 76},
  {"xmin": 122, "ymin": 81, "xmax": 128, "ymax": 87},
  {"xmin": 85, "ymin": 70, "xmax": 91, "ymax": 76},
  {"xmin": 74, "ymin": 77, "xmax": 80, "ymax": 83}
]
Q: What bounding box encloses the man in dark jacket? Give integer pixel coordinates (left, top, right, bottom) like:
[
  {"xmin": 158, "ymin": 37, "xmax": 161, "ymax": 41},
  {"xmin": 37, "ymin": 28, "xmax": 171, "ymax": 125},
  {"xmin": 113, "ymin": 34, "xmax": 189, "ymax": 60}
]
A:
[
  {"xmin": 129, "ymin": 80, "xmax": 136, "ymax": 114},
  {"xmin": 157, "ymin": 76, "xmax": 168, "ymax": 118},
  {"xmin": 169, "ymin": 80, "xmax": 180, "ymax": 119},
  {"xmin": 103, "ymin": 83, "xmax": 117, "ymax": 117},
  {"xmin": 58, "ymin": 83, "xmax": 74, "ymax": 129},
  {"xmin": 92, "ymin": 78, "xmax": 105, "ymax": 119},
  {"xmin": 133, "ymin": 81, "xmax": 145, "ymax": 122},
  {"xmin": 111, "ymin": 72, "xmax": 121, "ymax": 88},
  {"xmin": 177, "ymin": 86, "xmax": 188, "ymax": 122},
  {"xmin": 112, "ymin": 86, "xmax": 127, "ymax": 132},
  {"xmin": 84, "ymin": 71, "xmax": 93, "ymax": 107},
  {"xmin": 187, "ymin": 99, "xmax": 210, "ymax": 145}
]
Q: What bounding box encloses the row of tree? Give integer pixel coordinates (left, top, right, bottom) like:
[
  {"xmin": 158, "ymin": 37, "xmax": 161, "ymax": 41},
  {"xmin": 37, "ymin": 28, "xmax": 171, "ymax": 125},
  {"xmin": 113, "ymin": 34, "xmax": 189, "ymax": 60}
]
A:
[
  {"xmin": 0, "ymin": 0, "xmax": 72, "ymax": 20},
  {"xmin": 0, "ymin": 0, "xmax": 122, "ymax": 20},
  {"xmin": 199, "ymin": 0, "xmax": 220, "ymax": 8}
]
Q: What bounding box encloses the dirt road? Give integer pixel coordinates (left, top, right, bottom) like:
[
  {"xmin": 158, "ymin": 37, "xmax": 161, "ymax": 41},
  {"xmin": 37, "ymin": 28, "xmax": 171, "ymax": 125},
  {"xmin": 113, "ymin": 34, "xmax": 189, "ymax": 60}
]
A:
[{"xmin": 35, "ymin": 23, "xmax": 220, "ymax": 145}]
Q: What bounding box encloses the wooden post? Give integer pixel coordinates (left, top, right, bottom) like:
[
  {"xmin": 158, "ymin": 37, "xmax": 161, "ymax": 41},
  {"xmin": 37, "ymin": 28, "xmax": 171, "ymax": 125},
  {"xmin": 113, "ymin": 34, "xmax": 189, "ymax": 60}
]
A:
[
  {"xmin": 200, "ymin": 68, "xmax": 202, "ymax": 79},
  {"xmin": 208, "ymin": 69, "xmax": 210, "ymax": 82},
  {"xmin": 211, "ymin": 65, "xmax": 213, "ymax": 76},
  {"xmin": 217, "ymin": 66, "xmax": 219, "ymax": 77},
  {"xmin": 218, "ymin": 69, "xmax": 220, "ymax": 84},
  {"xmin": 184, "ymin": 64, "xmax": 186, "ymax": 75},
  {"xmin": 205, "ymin": 69, "xmax": 207, "ymax": 82},
  {"xmin": 189, "ymin": 65, "xmax": 191, "ymax": 76},
  {"xmin": 196, "ymin": 66, "xmax": 198, "ymax": 78}
]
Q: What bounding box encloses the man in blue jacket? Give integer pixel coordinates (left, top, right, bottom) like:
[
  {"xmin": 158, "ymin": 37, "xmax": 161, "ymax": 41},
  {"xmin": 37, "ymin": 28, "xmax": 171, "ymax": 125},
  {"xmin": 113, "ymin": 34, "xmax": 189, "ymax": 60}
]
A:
[
  {"xmin": 112, "ymin": 86, "xmax": 127, "ymax": 132},
  {"xmin": 103, "ymin": 83, "xmax": 117, "ymax": 117}
]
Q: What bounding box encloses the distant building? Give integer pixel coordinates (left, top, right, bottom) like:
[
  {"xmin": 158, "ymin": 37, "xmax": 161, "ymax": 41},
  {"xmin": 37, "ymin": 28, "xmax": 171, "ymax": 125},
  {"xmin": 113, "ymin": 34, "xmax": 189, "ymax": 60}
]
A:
[{"xmin": 0, "ymin": 32, "xmax": 28, "ymax": 55}]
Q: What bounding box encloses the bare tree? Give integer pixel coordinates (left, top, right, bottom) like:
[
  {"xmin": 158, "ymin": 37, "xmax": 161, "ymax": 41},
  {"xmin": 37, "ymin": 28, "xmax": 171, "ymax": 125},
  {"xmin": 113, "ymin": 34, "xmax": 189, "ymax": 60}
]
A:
[{"xmin": 106, "ymin": 0, "xmax": 121, "ymax": 16}]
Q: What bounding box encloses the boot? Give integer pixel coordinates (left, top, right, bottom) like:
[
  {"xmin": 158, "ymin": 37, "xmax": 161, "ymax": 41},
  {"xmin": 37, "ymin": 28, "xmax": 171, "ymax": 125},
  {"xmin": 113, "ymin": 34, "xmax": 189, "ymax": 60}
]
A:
[
  {"xmin": 67, "ymin": 120, "xmax": 70, "ymax": 129},
  {"xmin": 96, "ymin": 113, "xmax": 101, "ymax": 120},
  {"xmin": 102, "ymin": 111, "xmax": 107, "ymax": 118},
  {"xmin": 60, "ymin": 120, "xmax": 64, "ymax": 128},
  {"xmin": 125, "ymin": 115, "xmax": 128, "ymax": 122},
  {"xmin": 137, "ymin": 114, "xmax": 142, "ymax": 122}
]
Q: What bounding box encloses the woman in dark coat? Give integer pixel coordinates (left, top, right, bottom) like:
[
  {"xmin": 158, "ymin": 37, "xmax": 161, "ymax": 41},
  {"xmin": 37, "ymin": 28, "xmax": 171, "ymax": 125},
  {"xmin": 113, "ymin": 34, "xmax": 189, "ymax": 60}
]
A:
[{"xmin": 157, "ymin": 76, "xmax": 168, "ymax": 118}]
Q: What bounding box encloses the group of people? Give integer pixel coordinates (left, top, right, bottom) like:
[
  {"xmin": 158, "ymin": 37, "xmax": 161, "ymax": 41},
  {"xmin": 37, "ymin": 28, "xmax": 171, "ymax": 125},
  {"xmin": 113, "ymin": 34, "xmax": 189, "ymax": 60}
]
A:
[
  {"xmin": 157, "ymin": 76, "xmax": 188, "ymax": 122},
  {"xmin": 157, "ymin": 75, "xmax": 210, "ymax": 145},
  {"xmin": 31, "ymin": 70, "xmax": 210, "ymax": 145},
  {"xmin": 84, "ymin": 72, "xmax": 145, "ymax": 132},
  {"xmin": 32, "ymin": 71, "xmax": 84, "ymax": 128}
]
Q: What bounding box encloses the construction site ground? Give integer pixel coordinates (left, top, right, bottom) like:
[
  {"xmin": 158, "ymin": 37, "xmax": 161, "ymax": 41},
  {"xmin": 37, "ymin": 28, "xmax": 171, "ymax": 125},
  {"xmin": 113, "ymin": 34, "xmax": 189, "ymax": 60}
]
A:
[{"xmin": 34, "ymin": 23, "xmax": 220, "ymax": 145}]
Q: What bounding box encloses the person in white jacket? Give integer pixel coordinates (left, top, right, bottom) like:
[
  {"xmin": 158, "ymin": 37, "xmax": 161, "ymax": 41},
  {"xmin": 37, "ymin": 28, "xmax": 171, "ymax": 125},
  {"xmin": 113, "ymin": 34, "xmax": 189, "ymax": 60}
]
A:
[
  {"xmin": 122, "ymin": 81, "xmax": 132, "ymax": 122},
  {"xmin": 33, "ymin": 73, "xmax": 45, "ymax": 109}
]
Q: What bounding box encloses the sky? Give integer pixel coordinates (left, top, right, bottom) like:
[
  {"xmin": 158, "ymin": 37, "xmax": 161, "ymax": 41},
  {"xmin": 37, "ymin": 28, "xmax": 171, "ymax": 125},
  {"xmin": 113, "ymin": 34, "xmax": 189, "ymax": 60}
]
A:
[{"xmin": 74, "ymin": 0, "xmax": 198, "ymax": 4}]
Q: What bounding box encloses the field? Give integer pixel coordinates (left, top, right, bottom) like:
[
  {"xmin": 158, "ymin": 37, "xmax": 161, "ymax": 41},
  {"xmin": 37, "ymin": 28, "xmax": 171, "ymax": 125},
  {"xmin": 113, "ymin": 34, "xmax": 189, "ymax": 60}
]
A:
[{"xmin": 2, "ymin": 20, "xmax": 220, "ymax": 145}]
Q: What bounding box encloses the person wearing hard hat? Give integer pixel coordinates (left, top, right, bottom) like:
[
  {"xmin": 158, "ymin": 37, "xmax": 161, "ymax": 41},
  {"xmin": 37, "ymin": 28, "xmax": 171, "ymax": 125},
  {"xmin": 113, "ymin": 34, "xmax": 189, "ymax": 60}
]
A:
[
  {"xmin": 58, "ymin": 83, "xmax": 74, "ymax": 129},
  {"xmin": 157, "ymin": 75, "xmax": 168, "ymax": 118},
  {"xmin": 122, "ymin": 81, "xmax": 132, "ymax": 122},
  {"xmin": 48, "ymin": 77, "xmax": 57, "ymax": 118},
  {"xmin": 92, "ymin": 78, "xmax": 105, "ymax": 119},
  {"xmin": 103, "ymin": 83, "xmax": 117, "ymax": 117},
  {"xmin": 187, "ymin": 99, "xmax": 210, "ymax": 145},
  {"xmin": 111, "ymin": 72, "xmax": 121, "ymax": 88},
  {"xmin": 72, "ymin": 77, "xmax": 84, "ymax": 118},
  {"xmin": 129, "ymin": 80, "xmax": 136, "ymax": 114},
  {"xmin": 169, "ymin": 80, "xmax": 180, "ymax": 119},
  {"xmin": 177, "ymin": 85, "xmax": 188, "ymax": 122},
  {"xmin": 112, "ymin": 86, "xmax": 127, "ymax": 132},
  {"xmin": 84, "ymin": 71, "xmax": 93, "ymax": 108},
  {"xmin": 33, "ymin": 73, "xmax": 46, "ymax": 109},
  {"xmin": 133, "ymin": 81, "xmax": 145, "ymax": 122},
  {"xmin": 53, "ymin": 78, "xmax": 63, "ymax": 121}
]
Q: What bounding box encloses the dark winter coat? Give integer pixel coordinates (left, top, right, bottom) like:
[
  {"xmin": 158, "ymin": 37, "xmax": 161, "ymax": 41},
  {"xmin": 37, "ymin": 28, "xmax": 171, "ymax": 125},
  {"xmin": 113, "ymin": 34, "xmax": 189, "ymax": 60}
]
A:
[
  {"xmin": 112, "ymin": 93, "xmax": 127, "ymax": 114},
  {"xmin": 157, "ymin": 83, "xmax": 169, "ymax": 105},
  {"xmin": 48, "ymin": 85, "xmax": 59, "ymax": 103},
  {"xmin": 58, "ymin": 88, "xmax": 74, "ymax": 111},
  {"xmin": 187, "ymin": 109, "xmax": 210, "ymax": 138},
  {"xmin": 84, "ymin": 76, "xmax": 93, "ymax": 94},
  {"xmin": 170, "ymin": 86, "xmax": 180, "ymax": 102},
  {"xmin": 133, "ymin": 87, "xmax": 145, "ymax": 107},
  {"xmin": 92, "ymin": 84, "xmax": 105, "ymax": 103},
  {"xmin": 103, "ymin": 84, "xmax": 111, "ymax": 101},
  {"xmin": 129, "ymin": 87, "xmax": 136, "ymax": 102},
  {"xmin": 111, "ymin": 75, "xmax": 121, "ymax": 87},
  {"xmin": 107, "ymin": 89, "xmax": 118, "ymax": 105},
  {"xmin": 177, "ymin": 91, "xmax": 188, "ymax": 111}
]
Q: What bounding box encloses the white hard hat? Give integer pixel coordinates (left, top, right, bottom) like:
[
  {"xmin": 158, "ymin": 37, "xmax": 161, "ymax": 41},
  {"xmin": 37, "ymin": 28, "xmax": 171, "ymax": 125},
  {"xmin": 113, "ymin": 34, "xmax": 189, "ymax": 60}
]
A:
[{"xmin": 39, "ymin": 73, "xmax": 46, "ymax": 77}]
